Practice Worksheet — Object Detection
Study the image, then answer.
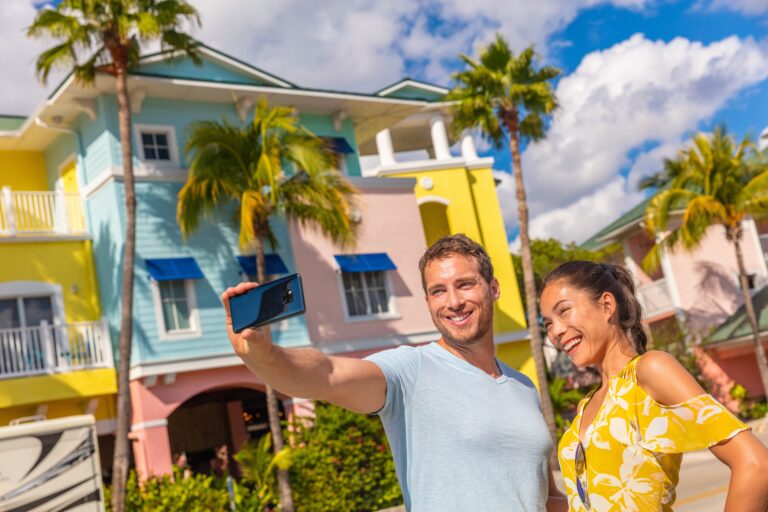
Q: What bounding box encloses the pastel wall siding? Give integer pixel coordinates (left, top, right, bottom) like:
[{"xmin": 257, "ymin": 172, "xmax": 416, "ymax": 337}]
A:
[
  {"xmin": 0, "ymin": 241, "xmax": 101, "ymax": 322},
  {"xmin": 289, "ymin": 179, "xmax": 435, "ymax": 346},
  {"xmin": 667, "ymin": 222, "xmax": 767, "ymax": 332},
  {"xmin": 0, "ymin": 151, "xmax": 48, "ymax": 190},
  {"xmin": 88, "ymin": 179, "xmax": 308, "ymax": 366},
  {"xmin": 703, "ymin": 341, "xmax": 768, "ymax": 398}
]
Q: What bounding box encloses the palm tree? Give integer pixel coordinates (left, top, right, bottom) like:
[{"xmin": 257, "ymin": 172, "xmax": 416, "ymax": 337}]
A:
[
  {"xmin": 644, "ymin": 126, "xmax": 768, "ymax": 397},
  {"xmin": 448, "ymin": 34, "xmax": 561, "ymax": 445},
  {"xmin": 28, "ymin": 2, "xmax": 200, "ymax": 509},
  {"xmin": 178, "ymin": 98, "xmax": 357, "ymax": 511}
]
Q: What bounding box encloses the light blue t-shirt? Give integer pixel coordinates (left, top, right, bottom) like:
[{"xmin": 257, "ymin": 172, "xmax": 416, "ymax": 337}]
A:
[{"xmin": 365, "ymin": 342, "xmax": 552, "ymax": 512}]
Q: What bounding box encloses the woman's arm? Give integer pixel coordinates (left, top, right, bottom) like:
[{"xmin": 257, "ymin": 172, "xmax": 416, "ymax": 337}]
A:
[
  {"xmin": 546, "ymin": 464, "xmax": 568, "ymax": 512},
  {"xmin": 637, "ymin": 350, "xmax": 768, "ymax": 511},
  {"xmin": 710, "ymin": 430, "xmax": 768, "ymax": 512}
]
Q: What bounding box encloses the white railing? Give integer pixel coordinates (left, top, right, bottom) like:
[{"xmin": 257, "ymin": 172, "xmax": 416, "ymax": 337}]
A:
[
  {"xmin": 0, "ymin": 187, "xmax": 86, "ymax": 236},
  {"xmin": 638, "ymin": 278, "xmax": 675, "ymax": 318},
  {"xmin": 0, "ymin": 318, "xmax": 112, "ymax": 379}
]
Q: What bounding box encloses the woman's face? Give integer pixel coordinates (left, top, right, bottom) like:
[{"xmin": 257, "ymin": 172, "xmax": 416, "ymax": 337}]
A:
[{"xmin": 540, "ymin": 278, "xmax": 616, "ymax": 368}]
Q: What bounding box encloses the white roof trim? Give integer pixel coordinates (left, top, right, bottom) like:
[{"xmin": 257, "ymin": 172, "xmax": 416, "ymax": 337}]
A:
[{"xmin": 377, "ymin": 79, "xmax": 449, "ymax": 97}]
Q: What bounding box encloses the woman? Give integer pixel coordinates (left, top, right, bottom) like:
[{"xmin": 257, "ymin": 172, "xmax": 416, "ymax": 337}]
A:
[{"xmin": 539, "ymin": 261, "xmax": 768, "ymax": 511}]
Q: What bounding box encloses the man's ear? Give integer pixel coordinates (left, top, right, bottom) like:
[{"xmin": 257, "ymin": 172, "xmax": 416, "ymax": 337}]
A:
[{"xmin": 490, "ymin": 278, "xmax": 501, "ymax": 301}]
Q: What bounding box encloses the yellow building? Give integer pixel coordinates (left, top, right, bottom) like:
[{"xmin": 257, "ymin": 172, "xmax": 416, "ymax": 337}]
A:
[
  {"xmin": 361, "ymin": 81, "xmax": 537, "ymax": 384},
  {"xmin": 0, "ymin": 116, "xmax": 116, "ymax": 460}
]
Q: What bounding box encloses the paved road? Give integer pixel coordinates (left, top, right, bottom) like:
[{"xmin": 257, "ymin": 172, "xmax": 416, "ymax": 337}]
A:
[{"xmin": 553, "ymin": 420, "xmax": 768, "ymax": 511}]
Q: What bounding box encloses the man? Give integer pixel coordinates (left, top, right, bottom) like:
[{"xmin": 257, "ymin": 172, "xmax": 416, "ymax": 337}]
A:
[{"xmin": 222, "ymin": 234, "xmax": 565, "ymax": 511}]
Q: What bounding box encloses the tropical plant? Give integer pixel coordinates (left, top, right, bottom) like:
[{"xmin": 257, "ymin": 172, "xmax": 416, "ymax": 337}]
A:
[
  {"xmin": 644, "ymin": 126, "xmax": 768, "ymax": 398},
  {"xmin": 234, "ymin": 434, "xmax": 293, "ymax": 511},
  {"xmin": 104, "ymin": 468, "xmax": 231, "ymax": 512},
  {"xmin": 177, "ymin": 98, "xmax": 357, "ymax": 511},
  {"xmin": 287, "ymin": 402, "xmax": 402, "ymax": 512},
  {"xmin": 548, "ymin": 377, "xmax": 584, "ymax": 437},
  {"xmin": 511, "ymin": 238, "xmax": 620, "ymax": 310},
  {"xmin": 448, "ymin": 34, "xmax": 562, "ymax": 445},
  {"xmin": 28, "ymin": 2, "xmax": 200, "ymax": 509}
]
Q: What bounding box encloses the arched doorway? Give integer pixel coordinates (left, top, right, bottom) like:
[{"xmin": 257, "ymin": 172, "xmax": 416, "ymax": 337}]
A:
[
  {"xmin": 166, "ymin": 387, "xmax": 285, "ymax": 475},
  {"xmin": 419, "ymin": 199, "xmax": 451, "ymax": 247}
]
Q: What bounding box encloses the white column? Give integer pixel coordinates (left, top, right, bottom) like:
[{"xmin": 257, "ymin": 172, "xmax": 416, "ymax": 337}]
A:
[
  {"xmin": 460, "ymin": 133, "xmax": 478, "ymax": 160},
  {"xmin": 1, "ymin": 187, "xmax": 15, "ymax": 235},
  {"xmin": 375, "ymin": 129, "xmax": 396, "ymax": 166},
  {"xmin": 430, "ymin": 116, "xmax": 451, "ymax": 160}
]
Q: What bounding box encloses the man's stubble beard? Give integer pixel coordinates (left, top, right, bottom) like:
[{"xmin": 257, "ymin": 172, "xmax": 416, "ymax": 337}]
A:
[{"xmin": 433, "ymin": 297, "xmax": 494, "ymax": 348}]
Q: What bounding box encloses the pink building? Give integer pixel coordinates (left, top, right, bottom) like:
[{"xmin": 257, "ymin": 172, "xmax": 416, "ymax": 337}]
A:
[{"xmin": 584, "ymin": 198, "xmax": 768, "ymax": 404}]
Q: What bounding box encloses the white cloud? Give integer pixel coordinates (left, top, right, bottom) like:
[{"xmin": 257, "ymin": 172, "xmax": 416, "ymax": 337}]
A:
[
  {"xmin": 699, "ymin": 0, "xmax": 768, "ymax": 15},
  {"xmin": 503, "ymin": 34, "xmax": 768, "ymax": 244}
]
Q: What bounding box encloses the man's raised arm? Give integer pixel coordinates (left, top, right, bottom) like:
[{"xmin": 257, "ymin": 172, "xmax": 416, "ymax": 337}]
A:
[{"xmin": 222, "ymin": 283, "xmax": 387, "ymax": 414}]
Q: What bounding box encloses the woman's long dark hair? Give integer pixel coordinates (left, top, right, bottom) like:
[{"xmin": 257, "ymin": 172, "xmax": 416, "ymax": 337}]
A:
[{"xmin": 541, "ymin": 261, "xmax": 648, "ymax": 354}]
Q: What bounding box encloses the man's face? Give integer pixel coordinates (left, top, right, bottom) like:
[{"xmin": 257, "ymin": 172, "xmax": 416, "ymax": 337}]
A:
[{"xmin": 423, "ymin": 254, "xmax": 499, "ymax": 347}]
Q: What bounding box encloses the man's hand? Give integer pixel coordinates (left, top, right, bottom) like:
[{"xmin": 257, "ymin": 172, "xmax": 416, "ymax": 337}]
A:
[
  {"xmin": 220, "ymin": 282, "xmax": 388, "ymax": 414},
  {"xmin": 221, "ymin": 282, "xmax": 274, "ymax": 363}
]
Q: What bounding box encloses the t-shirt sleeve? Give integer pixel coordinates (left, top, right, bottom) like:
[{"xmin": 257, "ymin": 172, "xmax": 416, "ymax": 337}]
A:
[
  {"xmin": 364, "ymin": 346, "xmax": 421, "ymax": 417},
  {"xmin": 634, "ymin": 392, "xmax": 750, "ymax": 453}
]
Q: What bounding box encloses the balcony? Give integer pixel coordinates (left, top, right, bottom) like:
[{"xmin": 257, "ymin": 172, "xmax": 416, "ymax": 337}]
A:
[
  {"xmin": 0, "ymin": 187, "xmax": 87, "ymax": 237},
  {"xmin": 638, "ymin": 279, "xmax": 675, "ymax": 318},
  {"xmin": 0, "ymin": 319, "xmax": 113, "ymax": 379}
]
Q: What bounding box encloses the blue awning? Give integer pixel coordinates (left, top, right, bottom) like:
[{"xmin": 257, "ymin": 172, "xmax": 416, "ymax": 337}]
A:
[
  {"xmin": 237, "ymin": 254, "xmax": 289, "ymax": 276},
  {"xmin": 145, "ymin": 257, "xmax": 204, "ymax": 281},
  {"xmin": 323, "ymin": 137, "xmax": 355, "ymax": 154},
  {"xmin": 334, "ymin": 253, "xmax": 397, "ymax": 273}
]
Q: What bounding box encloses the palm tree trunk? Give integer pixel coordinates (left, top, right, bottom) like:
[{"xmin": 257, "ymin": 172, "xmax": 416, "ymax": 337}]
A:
[
  {"xmin": 731, "ymin": 234, "xmax": 768, "ymax": 397},
  {"xmin": 111, "ymin": 63, "xmax": 137, "ymax": 512},
  {"xmin": 254, "ymin": 236, "xmax": 295, "ymax": 512},
  {"xmin": 506, "ymin": 117, "xmax": 558, "ymax": 451}
]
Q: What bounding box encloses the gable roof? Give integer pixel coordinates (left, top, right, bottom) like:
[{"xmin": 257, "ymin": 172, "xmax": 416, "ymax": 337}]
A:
[
  {"xmin": 707, "ymin": 286, "xmax": 768, "ymax": 345},
  {"xmin": 375, "ymin": 78, "xmax": 449, "ymax": 101},
  {"xmin": 135, "ymin": 43, "xmax": 296, "ymax": 88},
  {"xmin": 581, "ymin": 197, "xmax": 652, "ymax": 250}
]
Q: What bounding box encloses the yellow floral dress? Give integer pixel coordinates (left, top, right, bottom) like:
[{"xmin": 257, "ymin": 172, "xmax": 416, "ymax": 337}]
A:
[{"xmin": 558, "ymin": 356, "xmax": 749, "ymax": 511}]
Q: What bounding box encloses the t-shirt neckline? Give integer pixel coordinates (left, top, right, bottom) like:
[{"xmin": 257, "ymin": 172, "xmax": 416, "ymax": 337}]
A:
[{"xmin": 428, "ymin": 342, "xmax": 509, "ymax": 384}]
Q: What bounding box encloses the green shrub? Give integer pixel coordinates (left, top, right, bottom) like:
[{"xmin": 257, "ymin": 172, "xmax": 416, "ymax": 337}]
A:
[
  {"xmin": 105, "ymin": 468, "xmax": 231, "ymax": 512},
  {"xmin": 730, "ymin": 383, "xmax": 768, "ymax": 420},
  {"xmin": 287, "ymin": 402, "xmax": 402, "ymax": 512},
  {"xmin": 233, "ymin": 433, "xmax": 291, "ymax": 511},
  {"xmin": 549, "ymin": 376, "xmax": 584, "ymax": 437}
]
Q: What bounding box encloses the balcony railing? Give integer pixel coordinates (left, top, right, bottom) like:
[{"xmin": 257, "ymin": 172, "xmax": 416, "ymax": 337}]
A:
[
  {"xmin": 638, "ymin": 278, "xmax": 675, "ymax": 318},
  {"xmin": 0, "ymin": 319, "xmax": 113, "ymax": 379},
  {"xmin": 0, "ymin": 187, "xmax": 86, "ymax": 236}
]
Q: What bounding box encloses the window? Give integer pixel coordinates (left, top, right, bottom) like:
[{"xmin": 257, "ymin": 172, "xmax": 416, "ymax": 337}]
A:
[
  {"xmin": 0, "ymin": 296, "xmax": 53, "ymax": 329},
  {"xmin": 134, "ymin": 124, "xmax": 179, "ymax": 166},
  {"xmin": 141, "ymin": 132, "xmax": 171, "ymax": 161},
  {"xmin": 342, "ymin": 271, "xmax": 392, "ymax": 318},
  {"xmin": 159, "ymin": 280, "xmax": 191, "ymax": 332}
]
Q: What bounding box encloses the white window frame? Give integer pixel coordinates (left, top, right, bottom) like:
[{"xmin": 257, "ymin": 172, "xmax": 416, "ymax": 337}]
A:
[
  {"xmin": 134, "ymin": 123, "xmax": 180, "ymax": 166},
  {"xmin": 0, "ymin": 281, "xmax": 65, "ymax": 327},
  {"xmin": 150, "ymin": 278, "xmax": 201, "ymax": 340},
  {"xmin": 337, "ymin": 270, "xmax": 399, "ymax": 323}
]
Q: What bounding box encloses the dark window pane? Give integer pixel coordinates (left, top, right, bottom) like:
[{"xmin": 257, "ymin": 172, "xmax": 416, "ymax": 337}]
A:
[
  {"xmin": 141, "ymin": 133, "xmax": 154, "ymax": 145},
  {"xmin": 23, "ymin": 297, "xmax": 53, "ymax": 327},
  {"xmin": 0, "ymin": 299, "xmax": 20, "ymax": 329},
  {"xmin": 155, "ymin": 133, "xmax": 168, "ymax": 146},
  {"xmin": 157, "ymin": 147, "xmax": 170, "ymax": 160},
  {"xmin": 144, "ymin": 147, "xmax": 157, "ymax": 160}
]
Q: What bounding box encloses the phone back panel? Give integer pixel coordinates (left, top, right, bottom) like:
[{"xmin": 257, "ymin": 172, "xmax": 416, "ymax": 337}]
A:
[{"xmin": 230, "ymin": 274, "xmax": 305, "ymax": 333}]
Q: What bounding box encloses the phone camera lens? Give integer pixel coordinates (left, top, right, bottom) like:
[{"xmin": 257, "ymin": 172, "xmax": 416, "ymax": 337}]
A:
[{"xmin": 282, "ymin": 289, "xmax": 293, "ymax": 304}]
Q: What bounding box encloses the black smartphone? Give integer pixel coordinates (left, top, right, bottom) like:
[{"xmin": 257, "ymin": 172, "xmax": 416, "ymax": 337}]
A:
[{"xmin": 229, "ymin": 273, "xmax": 306, "ymax": 333}]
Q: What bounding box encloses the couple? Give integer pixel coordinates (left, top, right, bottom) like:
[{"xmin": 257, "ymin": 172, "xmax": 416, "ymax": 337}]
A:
[{"xmin": 221, "ymin": 234, "xmax": 768, "ymax": 511}]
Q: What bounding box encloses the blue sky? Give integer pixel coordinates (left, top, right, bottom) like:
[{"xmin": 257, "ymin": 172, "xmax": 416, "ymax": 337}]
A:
[{"xmin": 3, "ymin": 0, "xmax": 767, "ymax": 245}]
